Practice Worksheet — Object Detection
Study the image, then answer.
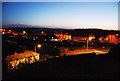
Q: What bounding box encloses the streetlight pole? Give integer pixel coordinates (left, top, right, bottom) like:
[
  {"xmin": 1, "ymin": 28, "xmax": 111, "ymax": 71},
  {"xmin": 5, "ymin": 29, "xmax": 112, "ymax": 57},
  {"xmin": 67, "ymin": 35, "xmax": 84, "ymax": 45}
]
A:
[
  {"xmin": 34, "ymin": 45, "xmax": 36, "ymax": 53},
  {"xmin": 34, "ymin": 44, "xmax": 41, "ymax": 53},
  {"xmin": 87, "ymin": 39, "xmax": 88, "ymax": 51}
]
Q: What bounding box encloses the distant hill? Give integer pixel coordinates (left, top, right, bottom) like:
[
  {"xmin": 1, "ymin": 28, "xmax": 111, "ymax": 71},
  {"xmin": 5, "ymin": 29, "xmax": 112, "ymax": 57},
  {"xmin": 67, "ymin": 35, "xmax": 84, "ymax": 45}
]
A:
[
  {"xmin": 2, "ymin": 24, "xmax": 120, "ymax": 38},
  {"xmin": 3, "ymin": 24, "xmax": 43, "ymax": 28},
  {"xmin": 2, "ymin": 24, "xmax": 66, "ymax": 30}
]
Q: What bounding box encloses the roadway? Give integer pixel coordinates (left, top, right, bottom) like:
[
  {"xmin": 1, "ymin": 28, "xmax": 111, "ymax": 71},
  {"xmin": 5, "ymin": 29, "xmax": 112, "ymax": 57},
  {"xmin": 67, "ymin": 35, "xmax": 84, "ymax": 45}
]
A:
[{"xmin": 63, "ymin": 48, "xmax": 109, "ymax": 56}]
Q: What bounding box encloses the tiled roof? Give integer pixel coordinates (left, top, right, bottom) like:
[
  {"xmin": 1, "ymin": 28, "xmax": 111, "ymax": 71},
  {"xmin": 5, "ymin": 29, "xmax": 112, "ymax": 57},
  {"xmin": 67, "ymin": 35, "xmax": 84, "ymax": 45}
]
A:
[{"xmin": 6, "ymin": 50, "xmax": 39, "ymax": 61}]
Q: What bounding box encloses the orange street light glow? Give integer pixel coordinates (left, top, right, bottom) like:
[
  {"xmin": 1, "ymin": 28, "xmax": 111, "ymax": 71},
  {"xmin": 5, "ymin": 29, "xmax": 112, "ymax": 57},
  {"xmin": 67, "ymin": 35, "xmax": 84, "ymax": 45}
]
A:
[
  {"xmin": 88, "ymin": 37, "xmax": 92, "ymax": 41},
  {"xmin": 37, "ymin": 44, "xmax": 41, "ymax": 48}
]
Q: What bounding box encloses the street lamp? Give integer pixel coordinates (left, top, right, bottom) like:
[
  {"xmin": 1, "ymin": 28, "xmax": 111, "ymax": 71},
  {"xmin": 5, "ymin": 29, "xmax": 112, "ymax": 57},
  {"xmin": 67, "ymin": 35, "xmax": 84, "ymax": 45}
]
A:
[
  {"xmin": 38, "ymin": 44, "xmax": 42, "ymax": 48},
  {"xmin": 23, "ymin": 31, "xmax": 26, "ymax": 34},
  {"xmin": 86, "ymin": 37, "xmax": 92, "ymax": 51},
  {"xmin": 35, "ymin": 44, "xmax": 42, "ymax": 53}
]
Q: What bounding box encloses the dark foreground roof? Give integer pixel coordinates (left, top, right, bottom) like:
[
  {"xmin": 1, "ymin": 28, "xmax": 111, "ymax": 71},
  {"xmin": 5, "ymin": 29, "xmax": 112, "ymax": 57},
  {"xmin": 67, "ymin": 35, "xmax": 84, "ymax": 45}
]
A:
[{"xmin": 3, "ymin": 45, "xmax": 120, "ymax": 80}]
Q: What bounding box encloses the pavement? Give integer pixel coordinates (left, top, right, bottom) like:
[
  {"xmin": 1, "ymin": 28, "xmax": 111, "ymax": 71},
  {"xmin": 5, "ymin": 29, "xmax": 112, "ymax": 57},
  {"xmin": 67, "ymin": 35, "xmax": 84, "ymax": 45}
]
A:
[{"xmin": 63, "ymin": 48, "xmax": 109, "ymax": 56}]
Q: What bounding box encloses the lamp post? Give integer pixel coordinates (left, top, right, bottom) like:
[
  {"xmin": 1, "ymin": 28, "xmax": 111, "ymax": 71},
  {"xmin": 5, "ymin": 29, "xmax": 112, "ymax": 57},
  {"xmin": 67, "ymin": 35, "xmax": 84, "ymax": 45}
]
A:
[
  {"xmin": 86, "ymin": 37, "xmax": 92, "ymax": 51},
  {"xmin": 35, "ymin": 45, "xmax": 36, "ymax": 53},
  {"xmin": 34, "ymin": 44, "xmax": 41, "ymax": 53},
  {"xmin": 86, "ymin": 39, "xmax": 89, "ymax": 51}
]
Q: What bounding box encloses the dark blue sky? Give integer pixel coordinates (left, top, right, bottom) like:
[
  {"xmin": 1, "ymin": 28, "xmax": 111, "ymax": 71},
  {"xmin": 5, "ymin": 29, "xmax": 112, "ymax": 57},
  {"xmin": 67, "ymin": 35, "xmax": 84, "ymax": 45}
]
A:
[{"xmin": 2, "ymin": 2, "xmax": 118, "ymax": 30}]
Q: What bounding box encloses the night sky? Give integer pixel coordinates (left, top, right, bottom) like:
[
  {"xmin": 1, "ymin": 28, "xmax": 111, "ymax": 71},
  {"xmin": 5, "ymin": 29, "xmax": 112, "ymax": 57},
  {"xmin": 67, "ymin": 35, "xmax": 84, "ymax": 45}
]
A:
[{"xmin": 2, "ymin": 2, "xmax": 118, "ymax": 30}]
